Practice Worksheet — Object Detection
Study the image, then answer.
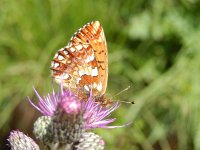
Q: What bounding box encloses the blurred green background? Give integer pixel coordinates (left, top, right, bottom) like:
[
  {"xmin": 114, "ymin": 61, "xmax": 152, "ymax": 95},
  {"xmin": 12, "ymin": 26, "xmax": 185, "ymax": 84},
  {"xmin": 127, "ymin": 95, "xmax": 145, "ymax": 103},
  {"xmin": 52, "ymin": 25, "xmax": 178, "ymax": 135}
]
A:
[{"xmin": 1, "ymin": 0, "xmax": 200, "ymax": 149}]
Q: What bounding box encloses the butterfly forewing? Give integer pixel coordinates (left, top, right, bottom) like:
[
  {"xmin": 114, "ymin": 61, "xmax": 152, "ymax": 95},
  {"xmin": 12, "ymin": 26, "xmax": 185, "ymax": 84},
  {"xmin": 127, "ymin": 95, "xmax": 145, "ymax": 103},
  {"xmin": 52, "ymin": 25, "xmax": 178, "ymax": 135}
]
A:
[{"xmin": 51, "ymin": 21, "xmax": 108, "ymax": 99}]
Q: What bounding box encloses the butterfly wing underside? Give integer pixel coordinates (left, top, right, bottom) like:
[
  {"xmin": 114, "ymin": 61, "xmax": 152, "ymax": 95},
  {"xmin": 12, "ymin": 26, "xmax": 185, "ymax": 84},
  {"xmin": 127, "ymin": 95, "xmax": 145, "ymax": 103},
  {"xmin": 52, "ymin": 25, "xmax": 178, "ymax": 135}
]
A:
[{"xmin": 51, "ymin": 21, "xmax": 108, "ymax": 98}]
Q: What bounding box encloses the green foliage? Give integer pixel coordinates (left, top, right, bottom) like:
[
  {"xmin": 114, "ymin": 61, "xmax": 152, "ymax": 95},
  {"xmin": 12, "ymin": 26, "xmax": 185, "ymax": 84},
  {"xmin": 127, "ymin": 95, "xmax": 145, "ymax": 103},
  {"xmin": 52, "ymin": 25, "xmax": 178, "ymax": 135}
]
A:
[{"xmin": 1, "ymin": 0, "xmax": 200, "ymax": 149}]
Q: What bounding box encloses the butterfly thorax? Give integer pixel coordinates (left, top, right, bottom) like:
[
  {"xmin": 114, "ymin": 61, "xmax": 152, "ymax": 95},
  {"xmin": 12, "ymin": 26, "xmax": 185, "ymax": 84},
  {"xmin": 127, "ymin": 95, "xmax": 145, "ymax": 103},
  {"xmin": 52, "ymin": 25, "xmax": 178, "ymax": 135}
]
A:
[
  {"xmin": 72, "ymin": 88, "xmax": 112, "ymax": 107},
  {"xmin": 94, "ymin": 94, "xmax": 112, "ymax": 107}
]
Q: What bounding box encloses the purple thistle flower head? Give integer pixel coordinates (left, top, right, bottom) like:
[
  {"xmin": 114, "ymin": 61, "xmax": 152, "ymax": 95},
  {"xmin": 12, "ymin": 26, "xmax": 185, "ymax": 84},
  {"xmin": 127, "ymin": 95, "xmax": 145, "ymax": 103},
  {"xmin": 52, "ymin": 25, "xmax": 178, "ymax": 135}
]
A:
[
  {"xmin": 8, "ymin": 130, "xmax": 39, "ymax": 150},
  {"xmin": 29, "ymin": 87, "xmax": 81, "ymax": 116},
  {"xmin": 29, "ymin": 85, "xmax": 128, "ymax": 130}
]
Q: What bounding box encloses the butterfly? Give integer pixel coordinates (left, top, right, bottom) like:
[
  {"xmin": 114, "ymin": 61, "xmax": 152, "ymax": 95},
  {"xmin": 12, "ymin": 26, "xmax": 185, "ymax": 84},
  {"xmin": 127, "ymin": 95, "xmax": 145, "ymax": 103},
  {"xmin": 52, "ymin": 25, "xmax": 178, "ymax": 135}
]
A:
[{"xmin": 51, "ymin": 21, "xmax": 111, "ymax": 106}]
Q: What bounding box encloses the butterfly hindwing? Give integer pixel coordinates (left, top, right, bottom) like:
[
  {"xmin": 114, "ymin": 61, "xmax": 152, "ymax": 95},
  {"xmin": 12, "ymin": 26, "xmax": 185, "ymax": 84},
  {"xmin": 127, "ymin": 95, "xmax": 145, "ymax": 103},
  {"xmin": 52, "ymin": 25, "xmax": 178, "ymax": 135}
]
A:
[{"xmin": 51, "ymin": 21, "xmax": 108, "ymax": 98}]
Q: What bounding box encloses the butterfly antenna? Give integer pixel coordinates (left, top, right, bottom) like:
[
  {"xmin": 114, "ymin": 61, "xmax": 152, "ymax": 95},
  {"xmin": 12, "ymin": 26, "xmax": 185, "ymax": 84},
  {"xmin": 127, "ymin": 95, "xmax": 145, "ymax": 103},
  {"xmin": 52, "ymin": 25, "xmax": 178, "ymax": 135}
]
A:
[
  {"xmin": 118, "ymin": 100, "xmax": 135, "ymax": 104},
  {"xmin": 113, "ymin": 86, "xmax": 130, "ymax": 97},
  {"xmin": 112, "ymin": 86, "xmax": 135, "ymax": 104}
]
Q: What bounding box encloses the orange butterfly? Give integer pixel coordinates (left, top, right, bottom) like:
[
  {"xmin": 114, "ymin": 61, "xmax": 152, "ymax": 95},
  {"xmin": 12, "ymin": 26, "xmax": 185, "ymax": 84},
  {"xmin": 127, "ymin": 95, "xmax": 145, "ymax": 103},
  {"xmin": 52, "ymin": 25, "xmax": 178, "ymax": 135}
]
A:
[{"xmin": 51, "ymin": 21, "xmax": 111, "ymax": 105}]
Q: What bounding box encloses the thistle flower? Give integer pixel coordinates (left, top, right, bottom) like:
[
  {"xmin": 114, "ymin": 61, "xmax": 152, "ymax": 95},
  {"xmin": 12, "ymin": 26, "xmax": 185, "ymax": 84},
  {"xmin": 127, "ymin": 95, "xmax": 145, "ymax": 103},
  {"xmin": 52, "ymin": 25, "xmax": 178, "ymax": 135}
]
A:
[
  {"xmin": 29, "ymin": 86, "xmax": 125, "ymax": 130},
  {"xmin": 30, "ymin": 89, "xmax": 84, "ymax": 145},
  {"xmin": 29, "ymin": 88, "xmax": 81, "ymax": 117},
  {"xmin": 29, "ymin": 85, "xmax": 128, "ymax": 148},
  {"xmin": 8, "ymin": 130, "xmax": 39, "ymax": 150},
  {"xmin": 73, "ymin": 132, "xmax": 105, "ymax": 150}
]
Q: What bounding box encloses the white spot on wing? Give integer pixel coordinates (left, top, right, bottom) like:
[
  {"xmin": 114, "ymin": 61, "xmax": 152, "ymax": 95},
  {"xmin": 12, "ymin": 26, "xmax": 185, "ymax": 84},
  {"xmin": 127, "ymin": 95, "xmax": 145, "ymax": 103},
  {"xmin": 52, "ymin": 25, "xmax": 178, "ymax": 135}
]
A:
[
  {"xmin": 87, "ymin": 66, "xmax": 92, "ymax": 73},
  {"xmin": 79, "ymin": 70, "xmax": 85, "ymax": 77},
  {"xmin": 92, "ymin": 67, "xmax": 98, "ymax": 76},
  {"xmin": 63, "ymin": 50, "xmax": 68, "ymax": 55},
  {"xmin": 54, "ymin": 62, "xmax": 59, "ymax": 68},
  {"xmin": 94, "ymin": 21, "xmax": 100, "ymax": 30},
  {"xmin": 84, "ymin": 69, "xmax": 90, "ymax": 76},
  {"xmin": 79, "ymin": 67, "xmax": 91, "ymax": 77},
  {"xmin": 93, "ymin": 83, "xmax": 97, "ymax": 88},
  {"xmin": 85, "ymin": 52, "xmax": 95, "ymax": 63},
  {"xmin": 70, "ymin": 47, "xmax": 75, "ymax": 52},
  {"xmin": 76, "ymin": 78, "xmax": 81, "ymax": 84},
  {"xmin": 58, "ymin": 55, "xmax": 64, "ymax": 60},
  {"xmin": 83, "ymin": 44, "xmax": 88, "ymax": 49},
  {"xmin": 68, "ymin": 42, "xmax": 72, "ymax": 47},
  {"xmin": 63, "ymin": 73, "xmax": 69, "ymax": 79},
  {"xmin": 76, "ymin": 45, "xmax": 82, "ymax": 51},
  {"xmin": 95, "ymin": 21, "xmax": 100, "ymax": 26},
  {"xmin": 84, "ymin": 85, "xmax": 90, "ymax": 92},
  {"xmin": 97, "ymin": 83, "xmax": 103, "ymax": 91}
]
